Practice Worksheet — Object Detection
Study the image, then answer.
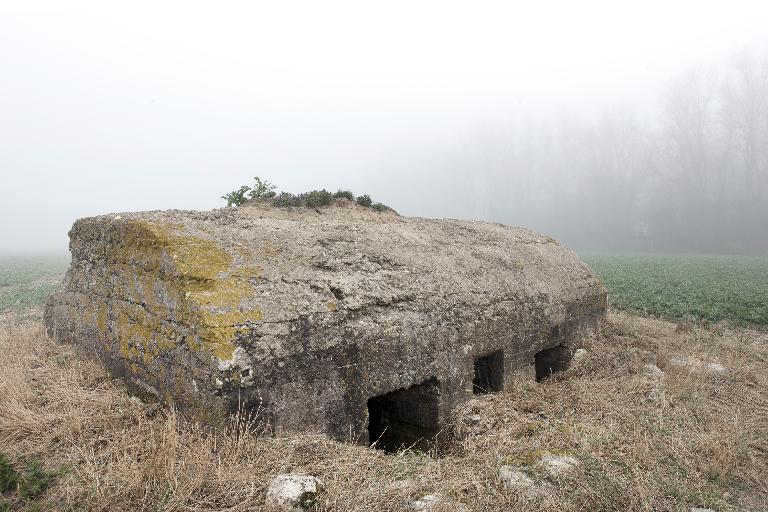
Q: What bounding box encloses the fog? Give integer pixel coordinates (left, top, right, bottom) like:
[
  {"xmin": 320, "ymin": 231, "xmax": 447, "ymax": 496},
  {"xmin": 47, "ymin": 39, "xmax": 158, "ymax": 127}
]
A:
[{"xmin": 1, "ymin": 1, "xmax": 767, "ymax": 254}]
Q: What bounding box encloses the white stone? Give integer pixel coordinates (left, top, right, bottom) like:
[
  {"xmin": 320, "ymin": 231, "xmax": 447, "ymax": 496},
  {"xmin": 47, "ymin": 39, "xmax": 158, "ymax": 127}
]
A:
[
  {"xmin": 498, "ymin": 466, "xmax": 534, "ymax": 488},
  {"xmin": 466, "ymin": 414, "xmax": 482, "ymax": 425},
  {"xmin": 571, "ymin": 348, "xmax": 589, "ymax": 365},
  {"xmin": 410, "ymin": 495, "xmax": 468, "ymax": 512},
  {"xmin": 410, "ymin": 494, "xmax": 441, "ymax": 511},
  {"xmin": 640, "ymin": 364, "xmax": 666, "ymax": 403},
  {"xmin": 539, "ymin": 453, "xmax": 579, "ymax": 476},
  {"xmin": 705, "ymin": 362, "xmax": 726, "ymax": 373},
  {"xmin": 646, "ymin": 385, "xmax": 665, "ymax": 404},
  {"xmin": 670, "ymin": 357, "xmax": 727, "ymax": 374},
  {"xmin": 265, "ymin": 475, "xmax": 321, "ymax": 511},
  {"xmin": 641, "ymin": 364, "xmax": 665, "ymax": 381},
  {"xmin": 690, "ymin": 508, "xmax": 715, "ymax": 512},
  {"xmin": 455, "ymin": 399, "xmax": 494, "ymax": 437}
]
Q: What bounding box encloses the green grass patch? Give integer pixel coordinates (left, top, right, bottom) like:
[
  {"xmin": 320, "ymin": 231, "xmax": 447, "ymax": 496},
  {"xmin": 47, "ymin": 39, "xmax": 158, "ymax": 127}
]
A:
[
  {"xmin": 581, "ymin": 253, "xmax": 768, "ymax": 327},
  {"xmin": 0, "ymin": 453, "xmax": 60, "ymax": 508},
  {"xmin": 18, "ymin": 460, "xmax": 57, "ymax": 500},
  {"xmin": 0, "ymin": 254, "xmax": 69, "ymax": 312},
  {"xmin": 0, "ymin": 454, "xmax": 18, "ymax": 494}
]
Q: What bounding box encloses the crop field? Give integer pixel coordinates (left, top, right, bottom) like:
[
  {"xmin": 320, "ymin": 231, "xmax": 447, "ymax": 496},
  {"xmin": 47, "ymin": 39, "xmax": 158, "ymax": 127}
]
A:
[
  {"xmin": 581, "ymin": 253, "xmax": 768, "ymax": 328},
  {"xmin": 0, "ymin": 254, "xmax": 69, "ymax": 312}
]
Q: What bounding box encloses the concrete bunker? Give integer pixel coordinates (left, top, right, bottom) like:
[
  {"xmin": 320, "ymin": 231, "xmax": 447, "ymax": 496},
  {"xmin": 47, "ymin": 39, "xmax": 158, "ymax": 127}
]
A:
[
  {"xmin": 472, "ymin": 350, "xmax": 504, "ymax": 394},
  {"xmin": 44, "ymin": 202, "xmax": 607, "ymax": 445},
  {"xmin": 367, "ymin": 378, "xmax": 441, "ymax": 453}
]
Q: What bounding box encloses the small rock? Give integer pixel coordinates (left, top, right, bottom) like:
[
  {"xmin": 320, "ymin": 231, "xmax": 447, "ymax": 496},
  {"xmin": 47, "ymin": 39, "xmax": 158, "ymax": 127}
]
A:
[
  {"xmin": 410, "ymin": 494, "xmax": 441, "ymax": 511},
  {"xmin": 386, "ymin": 479, "xmax": 414, "ymax": 492},
  {"xmin": 539, "ymin": 453, "xmax": 579, "ymax": 476},
  {"xmin": 454, "ymin": 399, "xmax": 495, "ymax": 437},
  {"xmin": 646, "ymin": 386, "xmax": 665, "ymax": 404},
  {"xmin": 466, "ymin": 414, "xmax": 482, "ymax": 425},
  {"xmin": 409, "ymin": 494, "xmax": 469, "ymax": 512},
  {"xmin": 704, "ymin": 362, "xmax": 726, "ymax": 373},
  {"xmin": 265, "ymin": 474, "xmax": 321, "ymax": 511},
  {"xmin": 571, "ymin": 348, "xmax": 589, "ymax": 365},
  {"xmin": 640, "ymin": 364, "xmax": 666, "ymax": 403},
  {"xmin": 641, "ymin": 364, "xmax": 665, "ymax": 381},
  {"xmin": 670, "ymin": 357, "xmax": 727, "ymax": 374},
  {"xmin": 498, "ymin": 465, "xmax": 534, "ymax": 488}
]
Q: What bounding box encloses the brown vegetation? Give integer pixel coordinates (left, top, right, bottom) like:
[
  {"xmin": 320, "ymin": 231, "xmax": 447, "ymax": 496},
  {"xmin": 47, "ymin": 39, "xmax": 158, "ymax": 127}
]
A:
[{"xmin": 1, "ymin": 311, "xmax": 766, "ymax": 511}]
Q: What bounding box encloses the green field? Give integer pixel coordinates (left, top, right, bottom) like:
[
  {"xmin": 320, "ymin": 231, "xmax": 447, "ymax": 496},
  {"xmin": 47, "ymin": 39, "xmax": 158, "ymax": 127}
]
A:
[
  {"xmin": 0, "ymin": 253, "xmax": 69, "ymax": 312},
  {"xmin": 581, "ymin": 253, "xmax": 768, "ymax": 327},
  {"xmin": 1, "ymin": 252, "xmax": 766, "ymax": 328}
]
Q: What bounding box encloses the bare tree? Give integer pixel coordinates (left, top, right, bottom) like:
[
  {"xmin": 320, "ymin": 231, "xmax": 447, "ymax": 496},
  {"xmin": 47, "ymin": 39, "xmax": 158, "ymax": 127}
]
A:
[{"xmin": 722, "ymin": 50, "xmax": 768, "ymax": 196}]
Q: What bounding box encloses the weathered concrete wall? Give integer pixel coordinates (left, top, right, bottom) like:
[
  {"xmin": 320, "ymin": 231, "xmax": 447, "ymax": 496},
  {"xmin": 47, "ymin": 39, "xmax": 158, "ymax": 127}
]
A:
[{"xmin": 45, "ymin": 201, "xmax": 607, "ymax": 448}]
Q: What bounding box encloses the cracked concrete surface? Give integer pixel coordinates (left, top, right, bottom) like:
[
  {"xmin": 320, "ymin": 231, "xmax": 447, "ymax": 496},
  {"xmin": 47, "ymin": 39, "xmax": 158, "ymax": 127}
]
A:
[{"xmin": 45, "ymin": 200, "xmax": 606, "ymax": 445}]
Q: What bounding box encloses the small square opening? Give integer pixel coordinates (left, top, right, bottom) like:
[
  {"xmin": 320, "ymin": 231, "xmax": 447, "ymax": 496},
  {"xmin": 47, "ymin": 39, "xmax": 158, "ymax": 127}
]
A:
[
  {"xmin": 473, "ymin": 350, "xmax": 504, "ymax": 394},
  {"xmin": 534, "ymin": 345, "xmax": 572, "ymax": 381},
  {"xmin": 367, "ymin": 378, "xmax": 440, "ymax": 453}
]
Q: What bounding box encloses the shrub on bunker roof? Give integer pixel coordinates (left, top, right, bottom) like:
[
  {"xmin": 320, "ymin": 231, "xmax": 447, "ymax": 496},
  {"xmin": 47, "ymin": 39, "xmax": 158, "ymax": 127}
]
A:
[
  {"xmin": 248, "ymin": 176, "xmax": 277, "ymax": 199},
  {"xmin": 356, "ymin": 194, "xmax": 372, "ymax": 207},
  {"xmin": 303, "ymin": 189, "xmax": 335, "ymax": 208},
  {"xmin": 333, "ymin": 190, "xmax": 355, "ymax": 200},
  {"xmin": 271, "ymin": 192, "xmax": 304, "ymax": 207},
  {"xmin": 221, "ymin": 185, "xmax": 251, "ymax": 207}
]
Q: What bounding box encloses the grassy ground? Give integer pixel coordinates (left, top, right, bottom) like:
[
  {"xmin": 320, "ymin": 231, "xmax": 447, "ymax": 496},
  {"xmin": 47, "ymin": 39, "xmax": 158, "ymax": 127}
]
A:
[
  {"xmin": 1, "ymin": 253, "xmax": 767, "ymax": 510},
  {"xmin": 1, "ymin": 311, "xmax": 766, "ymax": 511},
  {"xmin": 0, "ymin": 254, "xmax": 69, "ymax": 313},
  {"xmin": 581, "ymin": 253, "xmax": 768, "ymax": 328}
]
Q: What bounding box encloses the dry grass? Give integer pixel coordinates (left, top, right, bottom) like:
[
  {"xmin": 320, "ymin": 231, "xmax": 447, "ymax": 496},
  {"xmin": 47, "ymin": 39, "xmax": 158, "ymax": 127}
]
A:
[{"xmin": 1, "ymin": 311, "xmax": 766, "ymax": 511}]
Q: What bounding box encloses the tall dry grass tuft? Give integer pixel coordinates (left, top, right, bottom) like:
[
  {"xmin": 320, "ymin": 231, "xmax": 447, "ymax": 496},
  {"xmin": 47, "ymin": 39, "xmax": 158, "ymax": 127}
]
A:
[{"xmin": 1, "ymin": 310, "xmax": 767, "ymax": 511}]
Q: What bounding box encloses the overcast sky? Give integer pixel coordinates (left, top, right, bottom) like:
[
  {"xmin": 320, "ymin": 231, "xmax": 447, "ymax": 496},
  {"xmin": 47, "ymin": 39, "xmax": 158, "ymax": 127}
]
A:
[{"xmin": 1, "ymin": 0, "xmax": 767, "ymax": 252}]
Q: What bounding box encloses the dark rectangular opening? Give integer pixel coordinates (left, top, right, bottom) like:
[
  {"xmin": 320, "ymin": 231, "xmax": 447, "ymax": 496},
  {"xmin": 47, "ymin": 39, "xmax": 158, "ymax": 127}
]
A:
[
  {"xmin": 534, "ymin": 345, "xmax": 572, "ymax": 381},
  {"xmin": 473, "ymin": 350, "xmax": 504, "ymax": 394},
  {"xmin": 367, "ymin": 377, "xmax": 440, "ymax": 453}
]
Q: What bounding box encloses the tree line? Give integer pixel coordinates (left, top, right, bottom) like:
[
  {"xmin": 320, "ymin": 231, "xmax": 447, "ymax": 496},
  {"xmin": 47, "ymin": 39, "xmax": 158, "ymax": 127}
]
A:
[{"xmin": 443, "ymin": 50, "xmax": 768, "ymax": 255}]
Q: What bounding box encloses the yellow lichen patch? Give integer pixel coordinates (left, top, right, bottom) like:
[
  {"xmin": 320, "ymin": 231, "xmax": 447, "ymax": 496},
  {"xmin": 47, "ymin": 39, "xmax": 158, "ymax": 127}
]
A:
[
  {"xmin": 96, "ymin": 303, "xmax": 108, "ymax": 337},
  {"xmin": 147, "ymin": 222, "xmax": 232, "ymax": 281},
  {"xmin": 235, "ymin": 246, "xmax": 253, "ymax": 259},
  {"xmin": 231, "ymin": 265, "xmax": 263, "ymax": 279},
  {"xmin": 327, "ymin": 301, "xmax": 338, "ymax": 311},
  {"xmin": 82, "ymin": 306, "xmax": 97, "ymax": 331},
  {"xmin": 263, "ymin": 243, "xmax": 280, "ymax": 259},
  {"xmin": 185, "ymin": 337, "xmax": 202, "ymax": 352},
  {"xmin": 114, "ymin": 307, "xmax": 152, "ymax": 361},
  {"xmin": 120, "ymin": 340, "xmax": 141, "ymax": 360},
  {"xmin": 196, "ymin": 308, "xmax": 263, "ymax": 360},
  {"xmin": 108, "ymin": 220, "xmax": 232, "ymax": 283},
  {"xmin": 186, "ymin": 267, "xmax": 261, "ymax": 311},
  {"xmin": 95, "ymin": 219, "xmax": 264, "ymax": 371}
]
